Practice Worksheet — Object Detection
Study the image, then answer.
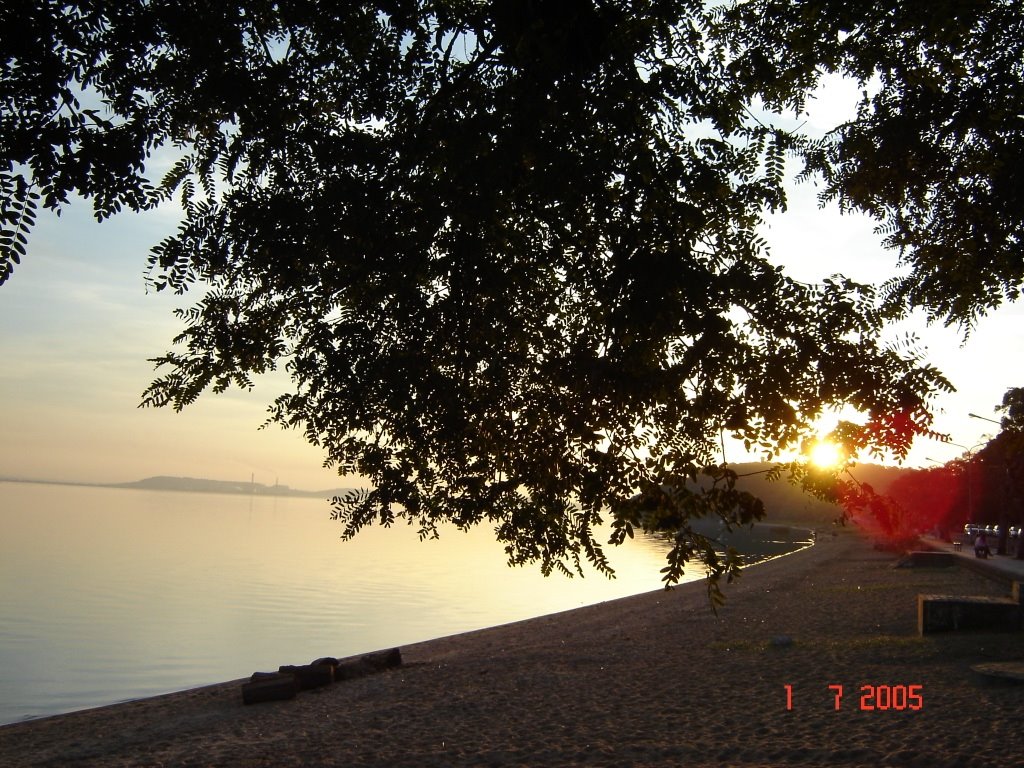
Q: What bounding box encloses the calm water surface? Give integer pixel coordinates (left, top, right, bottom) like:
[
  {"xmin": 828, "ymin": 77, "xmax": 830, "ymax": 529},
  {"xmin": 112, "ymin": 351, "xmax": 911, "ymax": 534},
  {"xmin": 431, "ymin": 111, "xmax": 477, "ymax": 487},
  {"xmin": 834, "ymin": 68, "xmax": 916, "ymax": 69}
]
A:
[
  {"xmin": 0, "ymin": 481, "xmax": 810, "ymax": 726},
  {"xmin": 0, "ymin": 481, "xmax": 685, "ymax": 725}
]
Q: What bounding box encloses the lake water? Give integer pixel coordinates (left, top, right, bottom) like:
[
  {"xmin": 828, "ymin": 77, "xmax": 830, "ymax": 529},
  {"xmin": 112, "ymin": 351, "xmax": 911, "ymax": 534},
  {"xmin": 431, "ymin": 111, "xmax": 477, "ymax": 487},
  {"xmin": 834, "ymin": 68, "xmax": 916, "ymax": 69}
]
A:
[{"xmin": 0, "ymin": 481, "xmax": 809, "ymax": 726}]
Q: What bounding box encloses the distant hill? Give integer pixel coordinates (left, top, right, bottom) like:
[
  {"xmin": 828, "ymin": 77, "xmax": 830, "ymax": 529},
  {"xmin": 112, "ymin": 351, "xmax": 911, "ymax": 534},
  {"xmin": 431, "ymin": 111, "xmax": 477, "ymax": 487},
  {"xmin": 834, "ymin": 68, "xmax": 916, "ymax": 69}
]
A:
[
  {"xmin": 5, "ymin": 463, "xmax": 914, "ymax": 524},
  {"xmin": 729, "ymin": 462, "xmax": 915, "ymax": 529},
  {"xmin": 727, "ymin": 463, "xmax": 840, "ymax": 528},
  {"xmin": 112, "ymin": 475, "xmax": 356, "ymax": 499},
  {"xmin": 110, "ymin": 466, "xmax": 909, "ymax": 524}
]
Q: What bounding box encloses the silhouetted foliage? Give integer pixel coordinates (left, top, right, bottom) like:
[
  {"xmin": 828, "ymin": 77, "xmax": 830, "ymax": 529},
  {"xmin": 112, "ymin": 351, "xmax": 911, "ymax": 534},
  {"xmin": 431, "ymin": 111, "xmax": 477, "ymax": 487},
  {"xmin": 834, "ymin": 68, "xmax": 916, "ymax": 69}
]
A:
[
  {"xmin": 716, "ymin": 0, "xmax": 1024, "ymax": 327},
  {"xmin": 966, "ymin": 389, "xmax": 1024, "ymax": 553},
  {"xmin": 885, "ymin": 465, "xmax": 961, "ymax": 536},
  {"xmin": 996, "ymin": 387, "xmax": 1024, "ymax": 433},
  {"xmin": 8, "ymin": 1, "xmax": 1017, "ymax": 589}
]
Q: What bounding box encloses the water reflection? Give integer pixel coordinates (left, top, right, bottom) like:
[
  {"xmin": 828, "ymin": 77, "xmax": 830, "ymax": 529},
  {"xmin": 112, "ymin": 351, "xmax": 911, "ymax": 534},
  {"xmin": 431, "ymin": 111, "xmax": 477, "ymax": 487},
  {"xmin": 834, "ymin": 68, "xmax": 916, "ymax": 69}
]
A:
[{"xmin": 0, "ymin": 481, "xmax": 806, "ymax": 725}]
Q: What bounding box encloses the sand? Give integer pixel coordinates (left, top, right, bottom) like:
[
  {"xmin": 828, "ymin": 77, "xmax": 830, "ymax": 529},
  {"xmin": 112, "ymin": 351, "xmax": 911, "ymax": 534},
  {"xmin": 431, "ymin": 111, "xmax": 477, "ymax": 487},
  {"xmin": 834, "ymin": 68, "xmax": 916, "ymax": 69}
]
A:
[{"xmin": 2, "ymin": 529, "xmax": 1023, "ymax": 767}]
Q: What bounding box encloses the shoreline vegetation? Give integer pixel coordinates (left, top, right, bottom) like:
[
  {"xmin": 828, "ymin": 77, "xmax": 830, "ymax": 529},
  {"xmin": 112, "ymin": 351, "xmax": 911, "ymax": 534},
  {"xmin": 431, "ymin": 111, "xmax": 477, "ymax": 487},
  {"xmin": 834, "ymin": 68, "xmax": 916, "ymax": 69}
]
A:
[{"xmin": 3, "ymin": 527, "xmax": 1022, "ymax": 766}]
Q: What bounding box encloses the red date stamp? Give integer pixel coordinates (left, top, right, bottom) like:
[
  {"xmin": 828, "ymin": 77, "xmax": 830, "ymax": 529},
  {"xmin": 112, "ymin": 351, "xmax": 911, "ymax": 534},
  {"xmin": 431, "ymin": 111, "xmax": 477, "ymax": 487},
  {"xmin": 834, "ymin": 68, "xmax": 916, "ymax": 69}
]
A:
[{"xmin": 785, "ymin": 684, "xmax": 923, "ymax": 711}]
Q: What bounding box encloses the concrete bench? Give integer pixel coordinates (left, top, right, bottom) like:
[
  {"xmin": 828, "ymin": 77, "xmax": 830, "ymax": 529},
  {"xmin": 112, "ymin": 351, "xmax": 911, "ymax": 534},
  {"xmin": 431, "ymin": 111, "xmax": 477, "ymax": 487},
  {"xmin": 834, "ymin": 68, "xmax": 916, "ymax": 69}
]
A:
[
  {"xmin": 971, "ymin": 662, "xmax": 1024, "ymax": 683},
  {"xmin": 902, "ymin": 551, "xmax": 957, "ymax": 568},
  {"xmin": 918, "ymin": 594, "xmax": 1020, "ymax": 635}
]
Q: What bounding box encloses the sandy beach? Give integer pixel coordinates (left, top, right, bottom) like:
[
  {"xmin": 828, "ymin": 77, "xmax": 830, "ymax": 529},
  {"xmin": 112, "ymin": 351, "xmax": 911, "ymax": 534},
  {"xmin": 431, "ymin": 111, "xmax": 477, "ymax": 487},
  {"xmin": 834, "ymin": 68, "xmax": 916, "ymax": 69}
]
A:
[{"xmin": 2, "ymin": 528, "xmax": 1023, "ymax": 767}]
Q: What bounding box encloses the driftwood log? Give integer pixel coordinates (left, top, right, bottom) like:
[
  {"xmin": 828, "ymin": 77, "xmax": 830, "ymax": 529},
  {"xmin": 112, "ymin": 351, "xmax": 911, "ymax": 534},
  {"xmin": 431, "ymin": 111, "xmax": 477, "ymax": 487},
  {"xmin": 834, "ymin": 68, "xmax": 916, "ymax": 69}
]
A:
[
  {"xmin": 279, "ymin": 663, "xmax": 334, "ymax": 690},
  {"xmin": 241, "ymin": 673, "xmax": 299, "ymax": 705},
  {"xmin": 335, "ymin": 648, "xmax": 403, "ymax": 680},
  {"xmin": 242, "ymin": 648, "xmax": 403, "ymax": 705},
  {"xmin": 311, "ymin": 657, "xmax": 339, "ymax": 679}
]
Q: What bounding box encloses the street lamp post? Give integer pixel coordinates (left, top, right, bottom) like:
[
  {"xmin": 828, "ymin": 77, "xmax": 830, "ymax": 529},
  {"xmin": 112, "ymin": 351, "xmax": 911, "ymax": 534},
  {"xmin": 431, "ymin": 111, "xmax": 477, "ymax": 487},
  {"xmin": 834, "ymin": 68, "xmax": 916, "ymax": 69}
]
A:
[
  {"xmin": 969, "ymin": 412, "xmax": 1002, "ymax": 427},
  {"xmin": 935, "ymin": 441, "xmax": 987, "ymax": 541},
  {"xmin": 968, "ymin": 412, "xmax": 1013, "ymax": 556}
]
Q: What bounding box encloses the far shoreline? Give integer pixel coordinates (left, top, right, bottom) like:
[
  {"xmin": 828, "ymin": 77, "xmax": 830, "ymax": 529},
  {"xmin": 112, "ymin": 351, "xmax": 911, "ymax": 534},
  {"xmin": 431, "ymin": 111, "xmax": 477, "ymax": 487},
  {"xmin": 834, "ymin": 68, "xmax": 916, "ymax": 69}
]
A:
[{"xmin": 0, "ymin": 474, "xmax": 355, "ymax": 499}]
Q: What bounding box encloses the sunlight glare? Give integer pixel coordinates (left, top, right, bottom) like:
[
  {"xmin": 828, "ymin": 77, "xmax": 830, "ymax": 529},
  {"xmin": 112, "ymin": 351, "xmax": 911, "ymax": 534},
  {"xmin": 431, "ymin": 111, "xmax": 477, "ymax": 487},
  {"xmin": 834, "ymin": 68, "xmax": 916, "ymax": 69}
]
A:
[{"xmin": 808, "ymin": 440, "xmax": 844, "ymax": 469}]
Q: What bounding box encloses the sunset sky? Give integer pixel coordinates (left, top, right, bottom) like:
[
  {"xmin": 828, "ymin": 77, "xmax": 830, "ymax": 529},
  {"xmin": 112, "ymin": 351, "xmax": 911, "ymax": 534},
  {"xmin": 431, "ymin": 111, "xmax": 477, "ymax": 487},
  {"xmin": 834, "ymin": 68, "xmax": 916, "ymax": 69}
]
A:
[{"xmin": 1, "ymin": 75, "xmax": 1020, "ymax": 489}]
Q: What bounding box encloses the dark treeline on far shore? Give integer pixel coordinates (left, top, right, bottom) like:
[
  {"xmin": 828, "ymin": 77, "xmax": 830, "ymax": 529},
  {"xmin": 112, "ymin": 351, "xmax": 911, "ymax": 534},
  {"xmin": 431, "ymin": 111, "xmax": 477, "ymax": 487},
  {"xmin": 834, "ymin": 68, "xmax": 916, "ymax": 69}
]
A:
[
  {"xmin": 0, "ymin": 463, "xmax": 917, "ymax": 528},
  {"xmin": 114, "ymin": 476, "xmax": 358, "ymax": 498},
  {"xmin": 0, "ymin": 475, "xmax": 356, "ymax": 499},
  {"xmin": 729, "ymin": 462, "xmax": 908, "ymax": 530}
]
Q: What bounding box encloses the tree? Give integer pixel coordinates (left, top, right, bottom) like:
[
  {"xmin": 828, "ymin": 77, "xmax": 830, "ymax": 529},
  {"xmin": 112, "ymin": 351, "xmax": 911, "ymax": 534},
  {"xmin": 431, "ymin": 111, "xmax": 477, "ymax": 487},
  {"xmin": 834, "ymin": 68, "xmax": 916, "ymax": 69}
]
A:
[
  {"xmin": 969, "ymin": 388, "xmax": 1024, "ymax": 555},
  {"xmin": 996, "ymin": 387, "xmax": 1024, "ymax": 433},
  {"xmin": 884, "ymin": 465, "xmax": 961, "ymax": 537},
  {"xmin": 8, "ymin": 1, "xmax": 1013, "ymax": 592},
  {"xmin": 715, "ymin": 0, "xmax": 1024, "ymax": 327}
]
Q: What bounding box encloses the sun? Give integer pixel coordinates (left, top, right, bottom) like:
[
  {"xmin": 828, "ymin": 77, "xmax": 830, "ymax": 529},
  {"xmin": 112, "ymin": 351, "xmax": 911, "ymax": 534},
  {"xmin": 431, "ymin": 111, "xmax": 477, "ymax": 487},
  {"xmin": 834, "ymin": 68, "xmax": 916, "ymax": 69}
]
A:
[{"xmin": 808, "ymin": 440, "xmax": 844, "ymax": 469}]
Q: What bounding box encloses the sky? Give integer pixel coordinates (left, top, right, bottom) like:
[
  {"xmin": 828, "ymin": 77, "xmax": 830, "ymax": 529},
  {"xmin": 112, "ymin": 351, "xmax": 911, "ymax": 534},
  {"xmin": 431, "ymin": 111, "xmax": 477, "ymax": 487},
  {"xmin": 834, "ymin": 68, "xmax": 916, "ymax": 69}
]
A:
[{"xmin": 1, "ymin": 76, "xmax": 1021, "ymax": 489}]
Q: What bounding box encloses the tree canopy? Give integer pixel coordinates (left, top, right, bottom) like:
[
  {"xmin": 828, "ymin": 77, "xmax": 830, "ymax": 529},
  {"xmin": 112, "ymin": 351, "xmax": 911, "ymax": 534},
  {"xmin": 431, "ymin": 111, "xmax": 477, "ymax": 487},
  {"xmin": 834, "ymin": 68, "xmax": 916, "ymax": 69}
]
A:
[
  {"xmin": 969, "ymin": 388, "xmax": 1024, "ymax": 553},
  {"xmin": 4, "ymin": 1, "xmax": 1017, "ymax": 590},
  {"xmin": 718, "ymin": 0, "xmax": 1024, "ymax": 326},
  {"xmin": 995, "ymin": 386, "xmax": 1024, "ymax": 433}
]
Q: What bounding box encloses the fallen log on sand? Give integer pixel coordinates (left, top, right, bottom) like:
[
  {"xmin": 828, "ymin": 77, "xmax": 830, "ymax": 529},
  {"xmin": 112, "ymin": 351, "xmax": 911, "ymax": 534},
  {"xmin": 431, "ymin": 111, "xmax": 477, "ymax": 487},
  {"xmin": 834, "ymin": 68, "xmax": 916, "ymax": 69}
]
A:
[{"xmin": 242, "ymin": 648, "xmax": 403, "ymax": 705}]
